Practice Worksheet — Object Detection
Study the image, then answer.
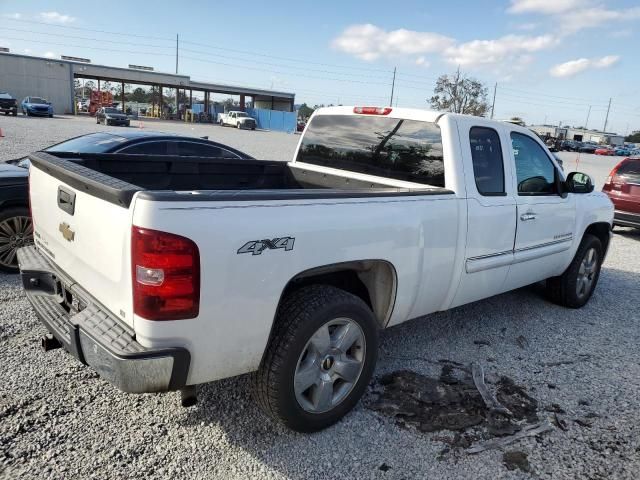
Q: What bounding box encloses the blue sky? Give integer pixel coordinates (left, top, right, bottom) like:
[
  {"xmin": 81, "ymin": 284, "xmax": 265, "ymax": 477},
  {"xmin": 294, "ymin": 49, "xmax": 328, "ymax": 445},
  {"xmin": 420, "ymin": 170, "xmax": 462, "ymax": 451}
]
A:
[{"xmin": 1, "ymin": 0, "xmax": 639, "ymax": 134}]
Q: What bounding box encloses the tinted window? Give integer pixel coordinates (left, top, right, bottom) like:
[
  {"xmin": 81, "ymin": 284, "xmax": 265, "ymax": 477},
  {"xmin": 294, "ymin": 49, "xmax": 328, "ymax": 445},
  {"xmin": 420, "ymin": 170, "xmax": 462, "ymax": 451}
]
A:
[
  {"xmin": 117, "ymin": 142, "xmax": 168, "ymax": 155},
  {"xmin": 511, "ymin": 132, "xmax": 557, "ymax": 195},
  {"xmin": 46, "ymin": 133, "xmax": 128, "ymax": 153},
  {"xmin": 618, "ymin": 159, "xmax": 640, "ymax": 181},
  {"xmin": 469, "ymin": 127, "xmax": 505, "ymax": 195},
  {"xmin": 29, "ymin": 97, "xmax": 46, "ymax": 104},
  {"xmin": 104, "ymin": 108, "xmax": 120, "ymax": 113},
  {"xmin": 176, "ymin": 142, "xmax": 238, "ymax": 158},
  {"xmin": 297, "ymin": 115, "xmax": 445, "ymax": 186}
]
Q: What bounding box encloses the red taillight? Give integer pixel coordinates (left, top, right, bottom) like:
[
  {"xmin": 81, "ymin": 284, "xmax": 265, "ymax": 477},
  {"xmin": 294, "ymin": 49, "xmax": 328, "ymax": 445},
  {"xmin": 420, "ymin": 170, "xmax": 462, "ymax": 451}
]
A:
[
  {"xmin": 353, "ymin": 106, "xmax": 392, "ymax": 115},
  {"xmin": 604, "ymin": 160, "xmax": 626, "ymax": 188},
  {"xmin": 132, "ymin": 226, "xmax": 200, "ymax": 321}
]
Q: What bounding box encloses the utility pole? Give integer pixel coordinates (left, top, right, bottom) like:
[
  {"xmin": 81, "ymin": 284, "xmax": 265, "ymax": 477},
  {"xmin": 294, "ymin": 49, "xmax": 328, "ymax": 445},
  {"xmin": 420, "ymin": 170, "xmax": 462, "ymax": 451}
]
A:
[
  {"xmin": 389, "ymin": 67, "xmax": 396, "ymax": 107},
  {"xmin": 175, "ymin": 34, "xmax": 179, "ymax": 74},
  {"xmin": 490, "ymin": 82, "xmax": 497, "ymax": 119},
  {"xmin": 584, "ymin": 105, "xmax": 591, "ymax": 130},
  {"xmin": 603, "ymin": 97, "xmax": 611, "ymax": 132}
]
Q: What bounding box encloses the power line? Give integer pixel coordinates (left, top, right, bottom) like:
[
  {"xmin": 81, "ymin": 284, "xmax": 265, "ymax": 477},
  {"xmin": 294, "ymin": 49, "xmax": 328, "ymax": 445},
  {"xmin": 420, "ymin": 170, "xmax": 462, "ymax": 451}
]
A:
[
  {"xmin": 3, "ymin": 16, "xmax": 175, "ymax": 41},
  {"xmin": 0, "ymin": 26, "xmax": 173, "ymax": 49},
  {"xmin": 181, "ymin": 55, "xmax": 392, "ymax": 85},
  {"xmin": 3, "ymin": 16, "xmax": 392, "ymax": 74},
  {"xmin": 3, "ymin": 27, "xmax": 394, "ymax": 80}
]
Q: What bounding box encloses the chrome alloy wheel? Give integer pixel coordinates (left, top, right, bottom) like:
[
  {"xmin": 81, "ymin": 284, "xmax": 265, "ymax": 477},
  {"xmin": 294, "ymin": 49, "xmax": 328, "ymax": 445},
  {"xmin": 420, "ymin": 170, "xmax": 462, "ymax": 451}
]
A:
[
  {"xmin": 0, "ymin": 216, "xmax": 33, "ymax": 270},
  {"xmin": 576, "ymin": 247, "xmax": 598, "ymax": 299},
  {"xmin": 294, "ymin": 318, "xmax": 366, "ymax": 414}
]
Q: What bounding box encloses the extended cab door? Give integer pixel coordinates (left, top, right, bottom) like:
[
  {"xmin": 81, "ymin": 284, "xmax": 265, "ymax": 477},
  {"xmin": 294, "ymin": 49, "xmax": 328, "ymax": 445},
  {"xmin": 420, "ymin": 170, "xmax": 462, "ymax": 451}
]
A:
[
  {"xmin": 505, "ymin": 130, "xmax": 575, "ymax": 288},
  {"xmin": 450, "ymin": 119, "xmax": 517, "ymax": 307}
]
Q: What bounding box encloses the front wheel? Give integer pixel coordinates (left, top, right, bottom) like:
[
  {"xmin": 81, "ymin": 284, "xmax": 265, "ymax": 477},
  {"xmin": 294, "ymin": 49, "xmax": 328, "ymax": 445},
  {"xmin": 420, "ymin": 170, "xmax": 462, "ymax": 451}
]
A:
[
  {"xmin": 546, "ymin": 234, "xmax": 603, "ymax": 308},
  {"xmin": 253, "ymin": 285, "xmax": 378, "ymax": 432}
]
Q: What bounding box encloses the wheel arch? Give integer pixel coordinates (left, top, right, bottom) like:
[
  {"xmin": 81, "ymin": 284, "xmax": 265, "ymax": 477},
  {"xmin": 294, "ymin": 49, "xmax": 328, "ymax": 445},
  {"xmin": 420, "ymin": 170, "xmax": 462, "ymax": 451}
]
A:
[
  {"xmin": 583, "ymin": 222, "xmax": 611, "ymax": 256},
  {"xmin": 277, "ymin": 260, "xmax": 397, "ymax": 330}
]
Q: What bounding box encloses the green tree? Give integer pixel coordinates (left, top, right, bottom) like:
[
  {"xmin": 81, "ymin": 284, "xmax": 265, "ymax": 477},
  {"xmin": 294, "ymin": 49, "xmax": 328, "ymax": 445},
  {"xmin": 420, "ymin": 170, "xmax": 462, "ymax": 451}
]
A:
[
  {"xmin": 429, "ymin": 69, "xmax": 489, "ymax": 116},
  {"xmin": 298, "ymin": 103, "xmax": 314, "ymax": 119},
  {"xmin": 130, "ymin": 87, "xmax": 148, "ymax": 103},
  {"xmin": 625, "ymin": 131, "xmax": 640, "ymax": 143}
]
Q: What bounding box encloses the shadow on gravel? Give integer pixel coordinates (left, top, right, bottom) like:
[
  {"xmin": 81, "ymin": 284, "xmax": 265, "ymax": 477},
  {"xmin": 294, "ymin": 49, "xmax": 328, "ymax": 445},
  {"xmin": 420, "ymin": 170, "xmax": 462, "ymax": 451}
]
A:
[{"xmin": 613, "ymin": 227, "xmax": 640, "ymax": 242}]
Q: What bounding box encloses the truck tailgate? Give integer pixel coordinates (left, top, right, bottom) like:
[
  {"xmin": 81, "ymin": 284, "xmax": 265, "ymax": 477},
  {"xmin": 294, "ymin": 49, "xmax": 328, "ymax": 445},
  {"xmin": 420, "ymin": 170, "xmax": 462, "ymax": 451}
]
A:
[{"xmin": 29, "ymin": 158, "xmax": 135, "ymax": 327}]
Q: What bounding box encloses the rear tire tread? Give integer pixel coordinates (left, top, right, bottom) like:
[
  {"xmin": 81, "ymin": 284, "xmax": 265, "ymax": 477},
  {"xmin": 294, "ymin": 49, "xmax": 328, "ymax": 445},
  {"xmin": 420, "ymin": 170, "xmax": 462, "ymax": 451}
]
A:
[{"xmin": 252, "ymin": 285, "xmax": 375, "ymax": 431}]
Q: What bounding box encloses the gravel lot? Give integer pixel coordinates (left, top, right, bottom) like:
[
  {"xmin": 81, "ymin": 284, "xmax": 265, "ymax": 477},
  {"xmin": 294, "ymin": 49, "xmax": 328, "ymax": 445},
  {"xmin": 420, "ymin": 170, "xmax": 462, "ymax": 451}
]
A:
[{"xmin": 1, "ymin": 115, "xmax": 640, "ymax": 479}]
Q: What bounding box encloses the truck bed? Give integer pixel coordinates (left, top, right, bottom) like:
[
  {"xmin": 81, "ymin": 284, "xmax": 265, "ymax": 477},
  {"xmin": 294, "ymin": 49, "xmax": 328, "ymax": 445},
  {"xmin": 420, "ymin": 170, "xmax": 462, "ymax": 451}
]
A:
[{"xmin": 29, "ymin": 151, "xmax": 451, "ymax": 208}]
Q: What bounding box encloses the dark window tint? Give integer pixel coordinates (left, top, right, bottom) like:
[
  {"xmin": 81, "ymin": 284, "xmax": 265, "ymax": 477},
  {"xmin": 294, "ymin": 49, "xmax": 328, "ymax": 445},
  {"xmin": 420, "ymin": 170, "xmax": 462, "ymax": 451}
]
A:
[
  {"xmin": 29, "ymin": 97, "xmax": 46, "ymax": 104},
  {"xmin": 469, "ymin": 127, "xmax": 505, "ymax": 195},
  {"xmin": 511, "ymin": 132, "xmax": 557, "ymax": 195},
  {"xmin": 617, "ymin": 159, "xmax": 640, "ymax": 181},
  {"xmin": 176, "ymin": 141, "xmax": 239, "ymax": 158},
  {"xmin": 297, "ymin": 115, "xmax": 445, "ymax": 186},
  {"xmin": 46, "ymin": 133, "xmax": 128, "ymax": 153},
  {"xmin": 117, "ymin": 142, "xmax": 168, "ymax": 155}
]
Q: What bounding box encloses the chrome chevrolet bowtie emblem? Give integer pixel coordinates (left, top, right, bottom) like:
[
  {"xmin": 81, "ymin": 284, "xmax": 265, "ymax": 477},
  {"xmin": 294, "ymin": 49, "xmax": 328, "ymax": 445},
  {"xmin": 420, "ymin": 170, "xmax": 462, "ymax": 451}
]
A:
[{"xmin": 59, "ymin": 222, "xmax": 75, "ymax": 242}]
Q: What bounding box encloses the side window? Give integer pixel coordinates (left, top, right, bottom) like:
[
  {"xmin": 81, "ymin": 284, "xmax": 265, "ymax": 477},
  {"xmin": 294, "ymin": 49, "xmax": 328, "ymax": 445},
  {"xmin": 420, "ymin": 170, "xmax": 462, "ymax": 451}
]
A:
[
  {"xmin": 118, "ymin": 142, "xmax": 168, "ymax": 155},
  {"xmin": 176, "ymin": 142, "xmax": 233, "ymax": 158},
  {"xmin": 510, "ymin": 132, "xmax": 557, "ymax": 195},
  {"xmin": 469, "ymin": 127, "xmax": 505, "ymax": 195}
]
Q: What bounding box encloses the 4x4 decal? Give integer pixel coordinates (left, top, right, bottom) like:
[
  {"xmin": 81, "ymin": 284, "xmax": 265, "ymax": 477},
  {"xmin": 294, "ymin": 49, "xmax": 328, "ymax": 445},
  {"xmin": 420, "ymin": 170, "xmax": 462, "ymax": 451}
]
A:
[{"xmin": 237, "ymin": 237, "xmax": 295, "ymax": 255}]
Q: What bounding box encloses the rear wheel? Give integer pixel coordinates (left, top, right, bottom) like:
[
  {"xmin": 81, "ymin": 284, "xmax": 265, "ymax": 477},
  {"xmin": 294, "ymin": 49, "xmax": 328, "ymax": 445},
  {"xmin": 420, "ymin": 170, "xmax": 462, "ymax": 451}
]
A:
[
  {"xmin": 0, "ymin": 207, "xmax": 33, "ymax": 273},
  {"xmin": 546, "ymin": 234, "xmax": 603, "ymax": 308},
  {"xmin": 253, "ymin": 285, "xmax": 378, "ymax": 432}
]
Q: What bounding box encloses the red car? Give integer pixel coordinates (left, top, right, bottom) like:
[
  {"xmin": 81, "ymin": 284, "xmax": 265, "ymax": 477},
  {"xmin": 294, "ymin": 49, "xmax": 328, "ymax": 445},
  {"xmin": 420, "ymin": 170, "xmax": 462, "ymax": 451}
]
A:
[
  {"xmin": 602, "ymin": 157, "xmax": 640, "ymax": 229},
  {"xmin": 595, "ymin": 146, "xmax": 613, "ymax": 156}
]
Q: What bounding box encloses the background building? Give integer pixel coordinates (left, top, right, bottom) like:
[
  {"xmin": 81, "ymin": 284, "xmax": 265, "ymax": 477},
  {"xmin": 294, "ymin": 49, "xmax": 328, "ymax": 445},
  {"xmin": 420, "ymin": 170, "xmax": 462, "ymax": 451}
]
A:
[
  {"xmin": 0, "ymin": 52, "xmax": 295, "ymax": 115},
  {"xmin": 528, "ymin": 124, "xmax": 624, "ymax": 145}
]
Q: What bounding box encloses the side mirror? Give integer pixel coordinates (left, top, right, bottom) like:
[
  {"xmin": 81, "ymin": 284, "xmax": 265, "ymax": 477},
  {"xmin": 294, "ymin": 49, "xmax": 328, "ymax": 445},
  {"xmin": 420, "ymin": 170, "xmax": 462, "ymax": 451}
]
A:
[{"xmin": 565, "ymin": 171, "xmax": 594, "ymax": 194}]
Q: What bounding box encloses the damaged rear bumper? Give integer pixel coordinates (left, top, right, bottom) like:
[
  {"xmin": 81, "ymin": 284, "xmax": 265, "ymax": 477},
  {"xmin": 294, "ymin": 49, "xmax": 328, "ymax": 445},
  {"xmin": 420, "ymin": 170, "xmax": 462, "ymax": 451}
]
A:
[{"xmin": 17, "ymin": 245, "xmax": 190, "ymax": 393}]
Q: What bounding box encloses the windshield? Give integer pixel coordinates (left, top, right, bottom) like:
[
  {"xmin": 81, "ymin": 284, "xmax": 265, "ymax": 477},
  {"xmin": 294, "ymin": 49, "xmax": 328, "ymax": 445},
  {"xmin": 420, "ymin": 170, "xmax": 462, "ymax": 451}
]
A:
[
  {"xmin": 29, "ymin": 97, "xmax": 46, "ymax": 104},
  {"xmin": 0, "ymin": 93, "xmax": 12, "ymax": 99},
  {"xmin": 236, "ymin": 112, "xmax": 249, "ymax": 117},
  {"xmin": 297, "ymin": 114, "xmax": 445, "ymax": 186},
  {"xmin": 104, "ymin": 108, "xmax": 121, "ymax": 114},
  {"xmin": 46, "ymin": 133, "xmax": 128, "ymax": 153}
]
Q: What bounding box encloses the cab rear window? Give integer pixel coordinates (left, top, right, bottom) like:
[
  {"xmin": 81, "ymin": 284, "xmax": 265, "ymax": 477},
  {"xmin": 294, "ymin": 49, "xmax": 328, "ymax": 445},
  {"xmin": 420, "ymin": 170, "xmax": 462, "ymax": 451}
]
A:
[{"xmin": 296, "ymin": 114, "xmax": 445, "ymax": 186}]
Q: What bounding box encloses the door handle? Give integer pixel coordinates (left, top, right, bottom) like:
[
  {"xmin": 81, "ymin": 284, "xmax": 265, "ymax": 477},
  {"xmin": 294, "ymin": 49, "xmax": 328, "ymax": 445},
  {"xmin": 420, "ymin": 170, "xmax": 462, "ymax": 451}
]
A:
[{"xmin": 520, "ymin": 213, "xmax": 537, "ymax": 221}]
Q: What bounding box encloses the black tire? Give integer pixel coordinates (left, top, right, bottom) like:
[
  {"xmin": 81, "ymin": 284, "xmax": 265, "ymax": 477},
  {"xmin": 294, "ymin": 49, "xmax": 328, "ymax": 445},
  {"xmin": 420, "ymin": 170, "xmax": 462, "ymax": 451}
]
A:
[
  {"xmin": 0, "ymin": 206, "xmax": 33, "ymax": 274},
  {"xmin": 12, "ymin": 110, "xmax": 17, "ymax": 116},
  {"xmin": 96, "ymin": 117, "xmax": 100, "ymax": 124},
  {"xmin": 253, "ymin": 285, "xmax": 378, "ymax": 432},
  {"xmin": 546, "ymin": 234, "xmax": 603, "ymax": 308}
]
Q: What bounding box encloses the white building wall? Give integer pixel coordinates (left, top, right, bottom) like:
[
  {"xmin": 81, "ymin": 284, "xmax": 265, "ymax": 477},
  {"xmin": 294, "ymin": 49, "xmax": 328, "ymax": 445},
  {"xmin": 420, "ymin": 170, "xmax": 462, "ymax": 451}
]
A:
[{"xmin": 0, "ymin": 54, "xmax": 73, "ymax": 114}]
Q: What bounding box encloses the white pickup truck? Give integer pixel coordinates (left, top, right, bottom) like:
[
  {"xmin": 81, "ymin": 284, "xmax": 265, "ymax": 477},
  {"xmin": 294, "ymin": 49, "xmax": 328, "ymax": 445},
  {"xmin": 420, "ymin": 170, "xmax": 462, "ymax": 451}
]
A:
[
  {"xmin": 217, "ymin": 110, "xmax": 256, "ymax": 130},
  {"xmin": 19, "ymin": 106, "xmax": 613, "ymax": 432}
]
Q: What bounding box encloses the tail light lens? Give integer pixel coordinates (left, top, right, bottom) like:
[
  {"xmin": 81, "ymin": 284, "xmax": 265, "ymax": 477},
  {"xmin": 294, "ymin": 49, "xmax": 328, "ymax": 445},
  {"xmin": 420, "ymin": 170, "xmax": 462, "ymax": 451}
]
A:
[
  {"xmin": 353, "ymin": 106, "xmax": 392, "ymax": 115},
  {"xmin": 604, "ymin": 160, "xmax": 626, "ymax": 189},
  {"xmin": 132, "ymin": 226, "xmax": 200, "ymax": 320}
]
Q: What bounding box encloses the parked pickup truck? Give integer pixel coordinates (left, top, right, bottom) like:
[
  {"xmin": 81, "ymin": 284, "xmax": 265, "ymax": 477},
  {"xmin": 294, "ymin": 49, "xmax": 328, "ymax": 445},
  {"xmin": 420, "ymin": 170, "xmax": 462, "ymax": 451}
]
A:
[
  {"xmin": 217, "ymin": 110, "xmax": 256, "ymax": 130},
  {"xmin": 0, "ymin": 92, "xmax": 18, "ymax": 116},
  {"xmin": 19, "ymin": 106, "xmax": 613, "ymax": 432}
]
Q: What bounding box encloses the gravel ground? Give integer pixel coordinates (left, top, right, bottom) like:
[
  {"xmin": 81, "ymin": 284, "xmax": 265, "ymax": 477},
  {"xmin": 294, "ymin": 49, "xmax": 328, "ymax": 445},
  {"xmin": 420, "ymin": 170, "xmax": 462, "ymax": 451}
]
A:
[
  {"xmin": 0, "ymin": 114, "xmax": 299, "ymax": 162},
  {"xmin": 1, "ymin": 115, "xmax": 640, "ymax": 479}
]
